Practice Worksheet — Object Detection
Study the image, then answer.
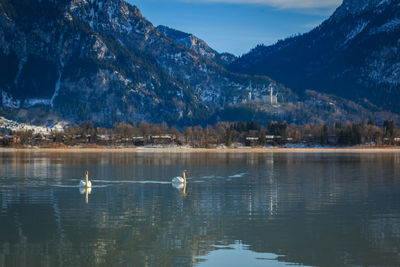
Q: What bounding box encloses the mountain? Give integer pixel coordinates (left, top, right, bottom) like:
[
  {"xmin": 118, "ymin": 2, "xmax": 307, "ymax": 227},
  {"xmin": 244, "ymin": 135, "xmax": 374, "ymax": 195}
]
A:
[
  {"xmin": 229, "ymin": 0, "xmax": 400, "ymax": 113},
  {"xmin": 0, "ymin": 0, "xmax": 397, "ymax": 127},
  {"xmin": 0, "ymin": 0, "xmax": 286, "ymax": 126},
  {"xmin": 156, "ymin": 25, "xmax": 236, "ymax": 67}
]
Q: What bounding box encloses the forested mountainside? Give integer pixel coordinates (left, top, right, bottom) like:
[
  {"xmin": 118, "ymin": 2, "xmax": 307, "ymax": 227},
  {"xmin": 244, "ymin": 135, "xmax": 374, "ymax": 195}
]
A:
[
  {"xmin": 0, "ymin": 0, "xmax": 398, "ymax": 127},
  {"xmin": 0, "ymin": 0, "xmax": 286, "ymax": 126},
  {"xmin": 229, "ymin": 0, "xmax": 400, "ymax": 113}
]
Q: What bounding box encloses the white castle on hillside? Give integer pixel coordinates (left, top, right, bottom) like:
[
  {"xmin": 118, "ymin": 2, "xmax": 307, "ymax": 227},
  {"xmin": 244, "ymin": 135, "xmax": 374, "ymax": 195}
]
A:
[
  {"xmin": 269, "ymin": 85, "xmax": 278, "ymax": 105},
  {"xmin": 245, "ymin": 82, "xmax": 278, "ymax": 105}
]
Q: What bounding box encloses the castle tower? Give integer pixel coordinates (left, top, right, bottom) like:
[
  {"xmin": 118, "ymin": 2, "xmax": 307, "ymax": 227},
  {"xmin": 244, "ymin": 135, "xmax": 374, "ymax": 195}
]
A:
[
  {"xmin": 270, "ymin": 86, "xmax": 273, "ymax": 105},
  {"xmin": 269, "ymin": 85, "xmax": 278, "ymax": 105}
]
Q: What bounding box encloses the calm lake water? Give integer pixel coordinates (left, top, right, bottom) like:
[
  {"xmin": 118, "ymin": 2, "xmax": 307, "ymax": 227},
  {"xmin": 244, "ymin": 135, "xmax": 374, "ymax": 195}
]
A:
[{"xmin": 1, "ymin": 151, "xmax": 400, "ymax": 267}]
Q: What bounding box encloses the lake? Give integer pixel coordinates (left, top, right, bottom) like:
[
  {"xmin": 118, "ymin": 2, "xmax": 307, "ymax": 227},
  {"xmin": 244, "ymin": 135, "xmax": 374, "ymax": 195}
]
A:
[{"xmin": 0, "ymin": 151, "xmax": 400, "ymax": 266}]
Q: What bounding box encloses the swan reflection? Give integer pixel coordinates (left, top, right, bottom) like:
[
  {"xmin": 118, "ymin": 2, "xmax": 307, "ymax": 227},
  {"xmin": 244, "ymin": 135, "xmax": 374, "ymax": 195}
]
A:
[
  {"xmin": 172, "ymin": 170, "xmax": 188, "ymax": 196},
  {"xmin": 79, "ymin": 187, "xmax": 92, "ymax": 204},
  {"xmin": 172, "ymin": 180, "xmax": 188, "ymax": 197}
]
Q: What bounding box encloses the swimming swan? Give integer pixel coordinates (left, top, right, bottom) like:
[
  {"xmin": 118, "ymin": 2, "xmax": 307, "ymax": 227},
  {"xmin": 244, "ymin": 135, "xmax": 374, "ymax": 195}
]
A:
[
  {"xmin": 79, "ymin": 171, "xmax": 92, "ymax": 188},
  {"xmin": 172, "ymin": 170, "xmax": 188, "ymax": 185}
]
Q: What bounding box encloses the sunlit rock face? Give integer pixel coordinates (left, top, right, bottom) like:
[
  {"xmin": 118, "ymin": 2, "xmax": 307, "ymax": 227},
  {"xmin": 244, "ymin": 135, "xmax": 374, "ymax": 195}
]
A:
[
  {"xmin": 156, "ymin": 25, "xmax": 237, "ymax": 67},
  {"xmin": 0, "ymin": 0, "xmax": 280, "ymax": 126}
]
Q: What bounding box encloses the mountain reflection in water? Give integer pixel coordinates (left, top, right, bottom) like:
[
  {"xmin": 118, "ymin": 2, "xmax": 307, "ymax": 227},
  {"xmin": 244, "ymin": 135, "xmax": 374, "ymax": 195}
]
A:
[{"xmin": 0, "ymin": 151, "xmax": 400, "ymax": 266}]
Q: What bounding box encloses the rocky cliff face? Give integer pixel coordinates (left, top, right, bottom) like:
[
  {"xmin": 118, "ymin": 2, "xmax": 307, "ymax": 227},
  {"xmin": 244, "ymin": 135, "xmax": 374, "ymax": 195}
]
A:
[
  {"xmin": 156, "ymin": 25, "xmax": 236, "ymax": 67},
  {"xmin": 0, "ymin": 0, "xmax": 281, "ymax": 126},
  {"xmin": 229, "ymin": 0, "xmax": 400, "ymax": 113}
]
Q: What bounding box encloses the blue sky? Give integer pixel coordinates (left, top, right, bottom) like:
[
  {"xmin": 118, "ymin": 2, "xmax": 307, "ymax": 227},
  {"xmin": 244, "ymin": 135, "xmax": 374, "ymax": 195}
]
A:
[{"xmin": 128, "ymin": 0, "xmax": 342, "ymax": 56}]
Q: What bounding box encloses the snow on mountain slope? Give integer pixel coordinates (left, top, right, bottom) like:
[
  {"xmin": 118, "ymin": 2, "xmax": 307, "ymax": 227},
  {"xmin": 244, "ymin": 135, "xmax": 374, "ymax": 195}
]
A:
[{"xmin": 0, "ymin": 0, "xmax": 282, "ymax": 126}]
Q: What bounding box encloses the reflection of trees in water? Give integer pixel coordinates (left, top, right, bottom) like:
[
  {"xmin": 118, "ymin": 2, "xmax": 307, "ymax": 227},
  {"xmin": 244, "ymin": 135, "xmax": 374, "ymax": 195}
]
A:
[{"xmin": 0, "ymin": 152, "xmax": 400, "ymax": 266}]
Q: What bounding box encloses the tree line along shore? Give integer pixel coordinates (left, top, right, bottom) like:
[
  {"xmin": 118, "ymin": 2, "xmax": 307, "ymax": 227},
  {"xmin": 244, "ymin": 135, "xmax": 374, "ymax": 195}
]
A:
[{"xmin": 0, "ymin": 120, "xmax": 399, "ymax": 148}]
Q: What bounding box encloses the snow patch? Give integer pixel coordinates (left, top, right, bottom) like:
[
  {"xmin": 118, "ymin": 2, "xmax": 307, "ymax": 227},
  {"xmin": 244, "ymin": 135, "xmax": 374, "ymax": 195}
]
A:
[
  {"xmin": 378, "ymin": 0, "xmax": 391, "ymax": 7},
  {"xmin": 362, "ymin": 45, "xmax": 400, "ymax": 86},
  {"xmin": 51, "ymin": 62, "xmax": 64, "ymax": 108},
  {"xmin": 370, "ymin": 18, "xmax": 400, "ymax": 34},
  {"xmin": 1, "ymin": 91, "xmax": 20, "ymax": 108},
  {"xmin": 345, "ymin": 21, "xmax": 369, "ymax": 44},
  {"xmin": 14, "ymin": 57, "xmax": 27, "ymax": 85},
  {"xmin": 89, "ymin": 7, "xmax": 94, "ymax": 28},
  {"xmin": 0, "ymin": 116, "xmax": 66, "ymax": 134},
  {"xmin": 24, "ymin": 98, "xmax": 51, "ymax": 107}
]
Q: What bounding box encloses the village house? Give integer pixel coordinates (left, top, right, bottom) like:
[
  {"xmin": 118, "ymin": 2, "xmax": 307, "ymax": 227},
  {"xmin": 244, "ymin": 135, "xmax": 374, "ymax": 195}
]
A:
[
  {"xmin": 96, "ymin": 134, "xmax": 112, "ymax": 146},
  {"xmin": 245, "ymin": 137, "xmax": 259, "ymax": 146},
  {"xmin": 150, "ymin": 135, "xmax": 176, "ymax": 145},
  {"xmin": 265, "ymin": 135, "xmax": 282, "ymax": 144}
]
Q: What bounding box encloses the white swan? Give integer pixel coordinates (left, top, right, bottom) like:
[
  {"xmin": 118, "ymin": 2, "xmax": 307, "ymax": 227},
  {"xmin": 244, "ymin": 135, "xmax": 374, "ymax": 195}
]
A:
[
  {"xmin": 172, "ymin": 170, "xmax": 188, "ymax": 185},
  {"xmin": 172, "ymin": 170, "xmax": 188, "ymax": 196},
  {"xmin": 79, "ymin": 171, "xmax": 92, "ymax": 188},
  {"xmin": 79, "ymin": 187, "xmax": 92, "ymax": 195}
]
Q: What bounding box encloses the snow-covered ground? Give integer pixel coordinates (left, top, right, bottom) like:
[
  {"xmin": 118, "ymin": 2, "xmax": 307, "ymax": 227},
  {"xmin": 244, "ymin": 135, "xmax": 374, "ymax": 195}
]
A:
[{"xmin": 0, "ymin": 116, "xmax": 66, "ymax": 134}]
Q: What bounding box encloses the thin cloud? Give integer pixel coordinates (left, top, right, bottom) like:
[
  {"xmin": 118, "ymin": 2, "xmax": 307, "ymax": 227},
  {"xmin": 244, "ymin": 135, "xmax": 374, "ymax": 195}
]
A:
[{"xmin": 180, "ymin": 0, "xmax": 342, "ymax": 10}]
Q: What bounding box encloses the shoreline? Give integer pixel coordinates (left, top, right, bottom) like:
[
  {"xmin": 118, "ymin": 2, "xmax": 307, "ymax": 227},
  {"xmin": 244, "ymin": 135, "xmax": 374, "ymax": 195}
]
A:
[{"xmin": 1, "ymin": 146, "xmax": 400, "ymax": 153}]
